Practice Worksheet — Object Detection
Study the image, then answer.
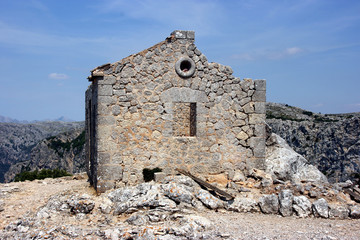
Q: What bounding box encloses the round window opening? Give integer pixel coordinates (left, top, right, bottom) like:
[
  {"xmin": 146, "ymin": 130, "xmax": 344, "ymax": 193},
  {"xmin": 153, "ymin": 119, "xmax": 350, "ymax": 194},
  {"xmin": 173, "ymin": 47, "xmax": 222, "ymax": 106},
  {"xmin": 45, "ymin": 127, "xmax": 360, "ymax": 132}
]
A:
[{"xmin": 175, "ymin": 57, "xmax": 195, "ymax": 78}]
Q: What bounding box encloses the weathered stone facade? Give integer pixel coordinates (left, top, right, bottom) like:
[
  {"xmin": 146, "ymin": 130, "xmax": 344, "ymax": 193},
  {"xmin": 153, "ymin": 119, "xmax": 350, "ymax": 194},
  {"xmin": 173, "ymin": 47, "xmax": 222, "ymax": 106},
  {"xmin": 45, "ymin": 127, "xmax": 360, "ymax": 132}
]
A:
[{"xmin": 85, "ymin": 30, "xmax": 266, "ymax": 193}]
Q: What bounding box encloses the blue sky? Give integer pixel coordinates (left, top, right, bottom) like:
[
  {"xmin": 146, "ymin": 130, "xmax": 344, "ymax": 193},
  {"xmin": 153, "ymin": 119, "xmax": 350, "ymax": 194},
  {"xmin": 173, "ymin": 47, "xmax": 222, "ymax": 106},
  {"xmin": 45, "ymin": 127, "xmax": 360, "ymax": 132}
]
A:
[{"xmin": 1, "ymin": 0, "xmax": 360, "ymax": 121}]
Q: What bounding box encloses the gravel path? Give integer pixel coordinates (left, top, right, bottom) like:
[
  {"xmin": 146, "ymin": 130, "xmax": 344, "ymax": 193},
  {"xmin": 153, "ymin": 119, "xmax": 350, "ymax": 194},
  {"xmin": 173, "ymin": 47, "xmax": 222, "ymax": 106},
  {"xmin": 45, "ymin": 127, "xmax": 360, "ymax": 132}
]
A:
[
  {"xmin": 1, "ymin": 176, "xmax": 360, "ymax": 239},
  {"xmin": 204, "ymin": 211, "xmax": 360, "ymax": 240}
]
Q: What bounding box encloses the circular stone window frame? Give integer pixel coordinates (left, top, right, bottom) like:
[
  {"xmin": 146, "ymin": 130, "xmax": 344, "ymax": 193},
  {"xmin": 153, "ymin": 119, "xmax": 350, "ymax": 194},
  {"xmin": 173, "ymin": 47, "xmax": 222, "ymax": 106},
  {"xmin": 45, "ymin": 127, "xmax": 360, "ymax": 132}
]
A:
[{"xmin": 175, "ymin": 57, "xmax": 196, "ymax": 78}]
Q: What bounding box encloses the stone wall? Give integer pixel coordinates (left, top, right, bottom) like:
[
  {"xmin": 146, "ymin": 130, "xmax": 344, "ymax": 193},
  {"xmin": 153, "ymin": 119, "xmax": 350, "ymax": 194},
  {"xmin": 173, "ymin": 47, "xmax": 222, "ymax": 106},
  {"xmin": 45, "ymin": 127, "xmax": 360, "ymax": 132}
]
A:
[{"xmin": 85, "ymin": 30, "xmax": 266, "ymax": 193}]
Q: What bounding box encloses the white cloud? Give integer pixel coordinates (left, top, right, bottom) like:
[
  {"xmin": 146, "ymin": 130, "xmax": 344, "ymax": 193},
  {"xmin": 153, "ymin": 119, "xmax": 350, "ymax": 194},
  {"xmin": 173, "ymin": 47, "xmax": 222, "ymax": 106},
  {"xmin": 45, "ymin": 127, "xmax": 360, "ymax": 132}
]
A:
[
  {"xmin": 286, "ymin": 47, "xmax": 302, "ymax": 55},
  {"xmin": 48, "ymin": 73, "xmax": 69, "ymax": 80},
  {"xmin": 95, "ymin": 0, "xmax": 225, "ymax": 35},
  {"xmin": 232, "ymin": 46, "xmax": 303, "ymax": 61}
]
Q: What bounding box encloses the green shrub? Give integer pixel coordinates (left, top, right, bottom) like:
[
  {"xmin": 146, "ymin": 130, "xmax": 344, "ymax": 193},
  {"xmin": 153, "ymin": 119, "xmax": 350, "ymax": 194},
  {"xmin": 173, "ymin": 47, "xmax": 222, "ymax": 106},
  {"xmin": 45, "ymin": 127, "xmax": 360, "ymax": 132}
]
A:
[
  {"xmin": 302, "ymin": 110, "xmax": 313, "ymax": 116},
  {"xmin": 143, "ymin": 167, "xmax": 162, "ymax": 182},
  {"xmin": 266, "ymin": 111, "xmax": 304, "ymax": 122},
  {"xmin": 14, "ymin": 168, "xmax": 72, "ymax": 182}
]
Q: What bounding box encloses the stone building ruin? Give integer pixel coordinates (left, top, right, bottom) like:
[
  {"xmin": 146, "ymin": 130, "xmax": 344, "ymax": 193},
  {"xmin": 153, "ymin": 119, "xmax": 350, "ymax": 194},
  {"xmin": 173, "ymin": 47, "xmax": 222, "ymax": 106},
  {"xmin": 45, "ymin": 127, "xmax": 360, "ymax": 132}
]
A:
[{"xmin": 85, "ymin": 30, "xmax": 266, "ymax": 193}]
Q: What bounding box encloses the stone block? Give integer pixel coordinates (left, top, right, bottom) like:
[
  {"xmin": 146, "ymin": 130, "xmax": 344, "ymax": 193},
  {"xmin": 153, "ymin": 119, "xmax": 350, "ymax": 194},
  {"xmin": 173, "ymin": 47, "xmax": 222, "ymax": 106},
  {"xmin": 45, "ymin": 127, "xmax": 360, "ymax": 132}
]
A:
[
  {"xmin": 293, "ymin": 196, "xmax": 312, "ymax": 217},
  {"xmin": 312, "ymin": 198, "xmax": 329, "ymax": 218},
  {"xmin": 154, "ymin": 172, "xmax": 166, "ymax": 183},
  {"xmin": 254, "ymin": 102, "xmax": 265, "ymax": 114},
  {"xmin": 112, "ymin": 154, "xmax": 123, "ymax": 165},
  {"xmin": 97, "ymin": 164, "xmax": 123, "ymax": 181},
  {"xmin": 160, "ymin": 87, "xmax": 208, "ymax": 103},
  {"xmin": 97, "ymin": 116, "xmax": 116, "ymax": 126},
  {"xmin": 98, "ymin": 96, "xmax": 116, "ymax": 105},
  {"xmin": 249, "ymin": 114, "xmax": 265, "ymax": 124},
  {"xmin": 279, "ymin": 190, "xmax": 293, "ymax": 217},
  {"xmin": 254, "ymin": 79, "xmax": 266, "ymax": 91},
  {"xmin": 236, "ymin": 131, "xmax": 249, "ymax": 141},
  {"xmin": 186, "ymin": 31, "xmax": 195, "ymax": 39},
  {"xmin": 97, "ymin": 152, "xmax": 111, "ymax": 164},
  {"xmin": 329, "ymin": 204, "xmax": 349, "ymax": 219},
  {"xmin": 252, "ymin": 90, "xmax": 266, "ymax": 102},
  {"xmin": 239, "ymin": 97, "xmax": 251, "ymax": 107},
  {"xmin": 259, "ymin": 194, "xmax": 279, "ymax": 214},
  {"xmin": 98, "ymin": 84, "xmax": 113, "ymax": 96},
  {"xmin": 171, "ymin": 30, "xmax": 186, "ymax": 39},
  {"xmin": 249, "ymin": 137, "xmax": 266, "ymax": 158},
  {"xmin": 114, "ymin": 89, "xmax": 126, "ymax": 96},
  {"xmin": 350, "ymin": 205, "xmax": 360, "ymax": 219},
  {"xmin": 254, "ymin": 124, "xmax": 265, "ymax": 137},
  {"xmin": 102, "ymin": 75, "xmax": 117, "ymax": 85},
  {"xmin": 243, "ymin": 102, "xmax": 255, "ymax": 113}
]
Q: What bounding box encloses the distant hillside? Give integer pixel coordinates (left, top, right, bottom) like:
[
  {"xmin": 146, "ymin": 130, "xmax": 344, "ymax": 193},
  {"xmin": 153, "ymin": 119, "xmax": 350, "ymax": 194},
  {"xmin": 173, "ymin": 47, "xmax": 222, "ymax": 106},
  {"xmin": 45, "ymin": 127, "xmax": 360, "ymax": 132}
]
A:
[
  {"xmin": 1, "ymin": 104, "xmax": 359, "ymax": 184},
  {"xmin": 0, "ymin": 115, "xmax": 29, "ymax": 124},
  {"xmin": 4, "ymin": 128, "xmax": 86, "ymax": 182},
  {"xmin": 266, "ymin": 102, "xmax": 360, "ymax": 183},
  {"xmin": 0, "ymin": 115, "xmax": 76, "ymax": 123},
  {"xmin": 0, "ymin": 121, "xmax": 84, "ymax": 182}
]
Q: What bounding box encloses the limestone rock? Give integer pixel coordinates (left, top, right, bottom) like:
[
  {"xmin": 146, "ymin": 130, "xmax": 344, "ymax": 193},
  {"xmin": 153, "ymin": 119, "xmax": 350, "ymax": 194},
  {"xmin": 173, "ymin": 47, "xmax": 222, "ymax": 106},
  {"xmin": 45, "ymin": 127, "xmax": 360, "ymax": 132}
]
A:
[
  {"xmin": 278, "ymin": 189, "xmax": 293, "ymax": 217},
  {"xmin": 259, "ymin": 194, "xmax": 279, "ymax": 214},
  {"xmin": 195, "ymin": 189, "xmax": 224, "ymax": 209},
  {"xmin": 312, "ymin": 198, "xmax": 329, "ymax": 218},
  {"xmin": 265, "ymin": 133, "xmax": 328, "ymax": 184},
  {"xmin": 293, "ymin": 195, "xmax": 312, "ymax": 217},
  {"xmin": 232, "ymin": 171, "xmax": 246, "ymax": 182},
  {"xmin": 350, "ymin": 205, "xmax": 360, "ymax": 219},
  {"xmin": 226, "ymin": 197, "xmax": 259, "ymax": 213},
  {"xmin": 249, "ymin": 168, "xmax": 273, "ymax": 187},
  {"xmin": 68, "ymin": 197, "xmax": 95, "ymax": 214},
  {"xmin": 329, "ymin": 204, "xmax": 349, "ymax": 219},
  {"xmin": 161, "ymin": 182, "xmax": 194, "ymax": 204}
]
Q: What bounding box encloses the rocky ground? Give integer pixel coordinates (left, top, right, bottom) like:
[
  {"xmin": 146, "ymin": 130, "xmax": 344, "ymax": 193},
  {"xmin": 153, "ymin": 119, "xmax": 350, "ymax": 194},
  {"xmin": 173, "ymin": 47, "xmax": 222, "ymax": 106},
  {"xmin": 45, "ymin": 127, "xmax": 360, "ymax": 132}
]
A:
[{"xmin": 1, "ymin": 173, "xmax": 360, "ymax": 240}]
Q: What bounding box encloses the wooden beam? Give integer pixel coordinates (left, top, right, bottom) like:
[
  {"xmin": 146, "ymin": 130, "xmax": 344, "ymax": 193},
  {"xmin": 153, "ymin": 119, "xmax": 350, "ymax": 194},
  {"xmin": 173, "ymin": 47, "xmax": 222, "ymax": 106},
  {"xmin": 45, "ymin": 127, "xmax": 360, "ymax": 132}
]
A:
[
  {"xmin": 344, "ymin": 189, "xmax": 360, "ymax": 203},
  {"xmin": 176, "ymin": 168, "xmax": 234, "ymax": 200}
]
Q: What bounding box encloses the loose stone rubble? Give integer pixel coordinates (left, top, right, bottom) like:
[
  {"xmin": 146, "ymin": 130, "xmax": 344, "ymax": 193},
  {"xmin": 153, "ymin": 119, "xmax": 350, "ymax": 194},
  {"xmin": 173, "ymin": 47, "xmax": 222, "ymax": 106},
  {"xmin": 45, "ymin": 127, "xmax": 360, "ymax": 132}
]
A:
[{"xmin": 1, "ymin": 170, "xmax": 360, "ymax": 239}]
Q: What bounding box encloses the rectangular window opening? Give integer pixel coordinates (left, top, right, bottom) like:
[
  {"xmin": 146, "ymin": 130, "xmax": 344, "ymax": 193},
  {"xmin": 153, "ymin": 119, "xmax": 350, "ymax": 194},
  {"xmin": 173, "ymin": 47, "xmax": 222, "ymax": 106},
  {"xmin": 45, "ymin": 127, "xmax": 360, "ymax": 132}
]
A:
[
  {"xmin": 173, "ymin": 102, "xmax": 197, "ymax": 137},
  {"xmin": 189, "ymin": 103, "xmax": 196, "ymax": 136}
]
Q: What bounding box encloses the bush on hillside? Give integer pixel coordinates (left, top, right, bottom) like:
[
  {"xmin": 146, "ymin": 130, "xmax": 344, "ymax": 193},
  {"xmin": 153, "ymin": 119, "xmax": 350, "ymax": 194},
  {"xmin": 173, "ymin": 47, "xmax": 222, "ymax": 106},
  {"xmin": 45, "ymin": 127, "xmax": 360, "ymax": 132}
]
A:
[{"xmin": 14, "ymin": 168, "xmax": 72, "ymax": 182}]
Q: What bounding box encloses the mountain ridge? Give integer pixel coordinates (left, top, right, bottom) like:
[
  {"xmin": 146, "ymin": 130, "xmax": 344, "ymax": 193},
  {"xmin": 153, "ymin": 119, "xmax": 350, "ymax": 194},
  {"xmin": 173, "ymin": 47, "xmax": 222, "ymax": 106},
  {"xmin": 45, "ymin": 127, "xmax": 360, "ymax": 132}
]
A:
[{"xmin": 0, "ymin": 103, "xmax": 359, "ymax": 183}]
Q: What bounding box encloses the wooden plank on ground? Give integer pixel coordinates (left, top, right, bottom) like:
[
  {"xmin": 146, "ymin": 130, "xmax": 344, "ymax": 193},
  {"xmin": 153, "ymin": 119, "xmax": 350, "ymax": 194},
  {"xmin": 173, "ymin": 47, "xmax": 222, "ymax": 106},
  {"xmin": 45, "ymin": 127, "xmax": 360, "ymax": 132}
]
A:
[
  {"xmin": 176, "ymin": 168, "xmax": 234, "ymax": 200},
  {"xmin": 344, "ymin": 189, "xmax": 360, "ymax": 203},
  {"xmin": 353, "ymin": 186, "xmax": 360, "ymax": 195}
]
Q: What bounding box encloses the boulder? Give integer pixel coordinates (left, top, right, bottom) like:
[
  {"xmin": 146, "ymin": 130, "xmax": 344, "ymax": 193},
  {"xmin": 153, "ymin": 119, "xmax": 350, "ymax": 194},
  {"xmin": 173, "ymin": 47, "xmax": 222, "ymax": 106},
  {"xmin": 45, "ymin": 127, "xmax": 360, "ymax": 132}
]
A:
[
  {"xmin": 312, "ymin": 198, "xmax": 329, "ymax": 218},
  {"xmin": 349, "ymin": 205, "xmax": 360, "ymax": 219},
  {"xmin": 226, "ymin": 197, "xmax": 259, "ymax": 213},
  {"xmin": 232, "ymin": 171, "xmax": 246, "ymax": 182},
  {"xmin": 293, "ymin": 195, "xmax": 311, "ymax": 217},
  {"xmin": 161, "ymin": 182, "xmax": 194, "ymax": 204},
  {"xmin": 329, "ymin": 204, "xmax": 349, "ymax": 219},
  {"xmin": 67, "ymin": 194, "xmax": 95, "ymax": 214},
  {"xmin": 278, "ymin": 189, "xmax": 293, "ymax": 217},
  {"xmin": 266, "ymin": 133, "xmax": 328, "ymax": 184},
  {"xmin": 248, "ymin": 168, "xmax": 273, "ymax": 187},
  {"xmin": 195, "ymin": 189, "xmax": 224, "ymax": 209},
  {"xmin": 259, "ymin": 194, "xmax": 279, "ymax": 214}
]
